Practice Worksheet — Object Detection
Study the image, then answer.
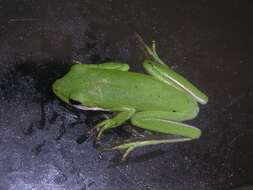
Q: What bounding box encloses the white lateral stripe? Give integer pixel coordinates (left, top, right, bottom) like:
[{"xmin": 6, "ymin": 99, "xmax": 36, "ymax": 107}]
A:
[
  {"xmin": 156, "ymin": 66, "xmax": 205, "ymax": 104},
  {"xmin": 167, "ymin": 75, "xmax": 204, "ymax": 104},
  {"xmin": 73, "ymin": 104, "xmax": 109, "ymax": 111},
  {"xmin": 144, "ymin": 118, "xmax": 199, "ymax": 130}
]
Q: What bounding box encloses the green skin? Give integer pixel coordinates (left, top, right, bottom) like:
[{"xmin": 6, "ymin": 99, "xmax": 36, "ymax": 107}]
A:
[{"xmin": 52, "ymin": 38, "xmax": 208, "ymax": 161}]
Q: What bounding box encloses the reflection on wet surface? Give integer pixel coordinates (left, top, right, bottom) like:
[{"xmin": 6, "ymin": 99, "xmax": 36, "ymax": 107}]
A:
[{"xmin": 0, "ymin": 1, "xmax": 252, "ymax": 189}]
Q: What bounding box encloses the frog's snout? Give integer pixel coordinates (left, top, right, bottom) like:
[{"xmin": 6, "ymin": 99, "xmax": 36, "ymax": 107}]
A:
[
  {"xmin": 52, "ymin": 80, "xmax": 60, "ymax": 95},
  {"xmin": 52, "ymin": 79, "xmax": 68, "ymax": 103}
]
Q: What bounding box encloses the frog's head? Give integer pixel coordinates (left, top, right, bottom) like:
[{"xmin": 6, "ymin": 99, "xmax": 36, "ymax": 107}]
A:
[
  {"xmin": 52, "ymin": 77, "xmax": 72, "ymax": 104},
  {"xmin": 52, "ymin": 64, "xmax": 87, "ymax": 105},
  {"xmin": 53, "ymin": 76, "xmax": 86, "ymax": 106}
]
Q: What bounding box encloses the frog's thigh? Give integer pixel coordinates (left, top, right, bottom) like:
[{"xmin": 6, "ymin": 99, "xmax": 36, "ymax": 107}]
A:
[
  {"xmin": 74, "ymin": 60, "xmax": 129, "ymax": 71},
  {"xmin": 131, "ymin": 111, "xmax": 201, "ymax": 139}
]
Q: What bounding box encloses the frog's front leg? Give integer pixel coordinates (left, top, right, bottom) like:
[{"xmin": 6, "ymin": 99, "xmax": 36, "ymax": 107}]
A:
[
  {"xmin": 99, "ymin": 111, "xmax": 201, "ymax": 161},
  {"xmin": 95, "ymin": 108, "xmax": 135, "ymax": 140},
  {"xmin": 73, "ymin": 61, "xmax": 130, "ymax": 71}
]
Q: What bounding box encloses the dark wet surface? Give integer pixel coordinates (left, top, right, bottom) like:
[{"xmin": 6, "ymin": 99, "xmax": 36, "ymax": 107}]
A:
[{"xmin": 0, "ymin": 1, "xmax": 252, "ymax": 190}]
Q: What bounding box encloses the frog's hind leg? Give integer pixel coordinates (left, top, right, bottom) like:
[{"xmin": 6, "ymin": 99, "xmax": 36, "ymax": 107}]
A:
[
  {"xmin": 99, "ymin": 111, "xmax": 201, "ymax": 161},
  {"xmin": 143, "ymin": 60, "xmax": 208, "ymax": 105},
  {"xmin": 100, "ymin": 136, "xmax": 191, "ymax": 162},
  {"xmin": 136, "ymin": 35, "xmax": 208, "ymax": 105},
  {"xmin": 131, "ymin": 111, "xmax": 201, "ymax": 139}
]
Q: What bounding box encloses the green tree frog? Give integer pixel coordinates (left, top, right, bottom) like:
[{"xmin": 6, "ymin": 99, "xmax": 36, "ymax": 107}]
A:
[{"xmin": 52, "ymin": 36, "xmax": 208, "ymax": 161}]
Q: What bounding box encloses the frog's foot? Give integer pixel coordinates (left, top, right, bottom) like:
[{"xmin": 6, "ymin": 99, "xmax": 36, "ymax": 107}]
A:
[
  {"xmin": 135, "ymin": 34, "xmax": 165, "ymax": 66},
  {"xmin": 94, "ymin": 109, "xmax": 136, "ymax": 141},
  {"xmin": 98, "ymin": 136, "xmax": 191, "ymax": 162},
  {"xmin": 87, "ymin": 126, "xmax": 98, "ymax": 137},
  {"xmin": 95, "ymin": 119, "xmax": 117, "ymax": 140}
]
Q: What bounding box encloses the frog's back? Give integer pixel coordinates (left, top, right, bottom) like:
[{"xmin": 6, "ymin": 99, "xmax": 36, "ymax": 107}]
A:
[{"xmin": 79, "ymin": 68, "xmax": 197, "ymax": 113}]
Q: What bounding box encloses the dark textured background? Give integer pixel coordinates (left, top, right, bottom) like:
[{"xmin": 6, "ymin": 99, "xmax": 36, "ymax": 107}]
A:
[{"xmin": 0, "ymin": 1, "xmax": 252, "ymax": 190}]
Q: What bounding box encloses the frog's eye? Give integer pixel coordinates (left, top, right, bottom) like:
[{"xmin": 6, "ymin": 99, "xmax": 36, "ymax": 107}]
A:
[{"xmin": 69, "ymin": 98, "xmax": 82, "ymax": 105}]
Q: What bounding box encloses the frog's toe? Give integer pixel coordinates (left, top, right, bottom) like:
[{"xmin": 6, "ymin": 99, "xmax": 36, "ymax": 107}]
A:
[
  {"xmin": 87, "ymin": 127, "xmax": 97, "ymax": 137},
  {"xmin": 97, "ymin": 143, "xmax": 136, "ymax": 162},
  {"xmin": 95, "ymin": 119, "xmax": 117, "ymax": 140}
]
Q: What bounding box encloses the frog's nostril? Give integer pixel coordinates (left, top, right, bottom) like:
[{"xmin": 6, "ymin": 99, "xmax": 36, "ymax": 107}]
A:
[
  {"xmin": 52, "ymin": 85, "xmax": 58, "ymax": 94},
  {"xmin": 52, "ymin": 81, "xmax": 61, "ymax": 92}
]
